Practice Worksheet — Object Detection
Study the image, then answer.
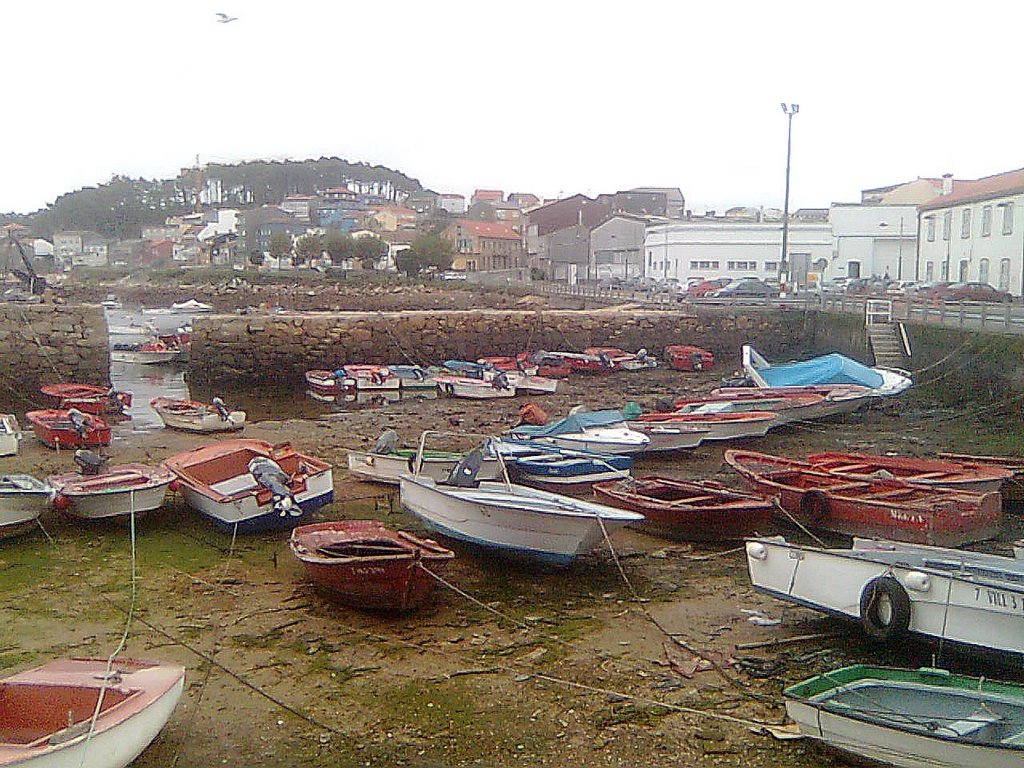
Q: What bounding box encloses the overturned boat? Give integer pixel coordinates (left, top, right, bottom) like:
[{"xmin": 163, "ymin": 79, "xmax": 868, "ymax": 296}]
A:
[{"xmin": 742, "ymin": 344, "xmax": 911, "ymax": 396}]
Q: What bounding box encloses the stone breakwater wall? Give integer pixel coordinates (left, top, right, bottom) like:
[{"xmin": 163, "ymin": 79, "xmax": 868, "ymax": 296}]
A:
[
  {"xmin": 188, "ymin": 308, "xmax": 817, "ymax": 386},
  {"xmin": 0, "ymin": 303, "xmax": 109, "ymax": 397}
]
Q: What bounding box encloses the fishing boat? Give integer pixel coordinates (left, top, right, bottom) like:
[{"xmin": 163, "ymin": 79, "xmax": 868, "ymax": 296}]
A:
[
  {"xmin": 594, "ymin": 477, "xmax": 773, "ymax": 540},
  {"xmin": 289, "ymin": 520, "xmax": 455, "ymax": 611},
  {"xmin": 672, "ymin": 393, "xmax": 825, "ymax": 427},
  {"xmin": 727, "ymin": 450, "xmax": 1001, "ymax": 546},
  {"xmin": 500, "ymin": 371, "xmax": 560, "ymax": 395},
  {"xmin": 746, "ymin": 536, "xmax": 1024, "ymax": 653},
  {"xmin": 343, "ymin": 365, "xmax": 400, "ymax": 391},
  {"xmin": 511, "ymin": 410, "xmax": 650, "ymax": 454},
  {"xmin": 507, "ymin": 446, "xmax": 632, "ymax": 487},
  {"xmin": 806, "ymin": 451, "xmax": 1014, "ymax": 494},
  {"xmin": 110, "ymin": 341, "xmax": 181, "ymax": 365},
  {"xmin": 163, "ymin": 439, "xmax": 334, "ymax": 533},
  {"xmin": 399, "ymin": 465, "xmax": 644, "ymax": 567},
  {"xmin": 150, "ymin": 396, "xmax": 246, "ymax": 433},
  {"xmin": 435, "ymin": 374, "xmax": 516, "ymax": 399},
  {"xmin": 25, "ymin": 409, "xmax": 111, "ymax": 449},
  {"xmin": 0, "ymin": 475, "xmax": 51, "ymax": 536},
  {"xmin": 664, "ymin": 345, "xmax": 714, "ymax": 371},
  {"xmin": 583, "ymin": 347, "xmax": 658, "ymax": 371},
  {"xmin": 784, "ymin": 665, "xmax": 1024, "ymax": 768},
  {"xmin": 742, "ymin": 344, "xmax": 912, "ymax": 396},
  {"xmin": 389, "ymin": 364, "xmax": 438, "ymax": 390},
  {"xmin": 304, "ymin": 369, "xmax": 345, "ymax": 401},
  {"xmin": 0, "ymin": 414, "xmax": 22, "ymax": 457},
  {"xmin": 40, "ymin": 384, "xmax": 132, "ymax": 415},
  {"xmin": 48, "ymin": 453, "xmax": 174, "ymax": 520},
  {"xmin": 627, "ymin": 421, "xmax": 709, "ymax": 453},
  {"xmin": 0, "ymin": 657, "xmax": 184, "ymax": 768},
  {"xmin": 170, "ymin": 298, "xmax": 214, "ymax": 312},
  {"xmin": 709, "ymin": 384, "xmax": 873, "ymax": 418},
  {"xmin": 631, "ymin": 411, "xmax": 777, "ymax": 441},
  {"xmin": 940, "ymin": 453, "xmax": 1024, "ymax": 504}
]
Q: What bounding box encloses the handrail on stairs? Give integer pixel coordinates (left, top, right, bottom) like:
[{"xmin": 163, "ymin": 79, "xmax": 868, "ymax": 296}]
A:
[{"xmin": 865, "ymin": 299, "xmax": 893, "ymax": 326}]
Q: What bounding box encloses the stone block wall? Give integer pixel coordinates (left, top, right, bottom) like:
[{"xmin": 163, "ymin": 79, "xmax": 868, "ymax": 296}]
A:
[
  {"xmin": 188, "ymin": 307, "xmax": 818, "ymax": 386},
  {"xmin": 0, "ymin": 303, "xmax": 109, "ymax": 400}
]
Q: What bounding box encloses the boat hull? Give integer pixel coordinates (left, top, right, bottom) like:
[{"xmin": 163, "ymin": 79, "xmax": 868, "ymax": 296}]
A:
[
  {"xmin": 154, "ymin": 410, "xmax": 246, "ymax": 433},
  {"xmin": 436, "ymin": 378, "xmax": 516, "ymax": 399},
  {"xmin": 51, "ymin": 484, "xmax": 169, "ymax": 520},
  {"xmin": 110, "ymin": 350, "xmax": 180, "ymax": 365},
  {"xmin": 0, "ymin": 481, "xmax": 50, "ymax": 534},
  {"xmin": 347, "ymin": 451, "xmax": 502, "ymax": 485},
  {"xmin": 627, "ymin": 423, "xmax": 708, "ymax": 452},
  {"xmin": 178, "ymin": 479, "xmax": 333, "ymax": 533}
]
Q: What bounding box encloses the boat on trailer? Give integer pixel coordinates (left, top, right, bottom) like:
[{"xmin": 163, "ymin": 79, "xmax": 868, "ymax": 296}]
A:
[
  {"xmin": 742, "ymin": 344, "xmax": 912, "ymax": 397},
  {"xmin": 289, "ymin": 520, "xmax": 454, "ymax": 611},
  {"xmin": 25, "ymin": 409, "xmax": 111, "ymax": 449},
  {"xmin": 726, "ymin": 450, "xmax": 1001, "ymax": 546},
  {"xmin": 785, "ymin": 665, "xmax": 1024, "ymax": 768},
  {"xmin": 746, "ymin": 536, "xmax": 1024, "ymax": 654},
  {"xmin": 0, "ymin": 475, "xmax": 51, "ymax": 536},
  {"xmin": 805, "ymin": 451, "xmax": 1015, "ymax": 494},
  {"xmin": 48, "ymin": 452, "xmax": 173, "ymax": 520},
  {"xmin": 0, "ymin": 657, "xmax": 184, "ymax": 768},
  {"xmin": 150, "ymin": 396, "xmax": 246, "ymax": 433},
  {"xmin": 163, "ymin": 439, "xmax": 334, "ymax": 533},
  {"xmin": 0, "ymin": 415, "xmax": 22, "ymax": 457},
  {"xmin": 40, "ymin": 384, "xmax": 132, "ymax": 416},
  {"xmin": 594, "ymin": 477, "xmax": 774, "ymax": 540}
]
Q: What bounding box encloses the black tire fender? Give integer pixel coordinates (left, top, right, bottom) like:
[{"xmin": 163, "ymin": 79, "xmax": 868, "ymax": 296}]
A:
[
  {"xmin": 799, "ymin": 489, "xmax": 830, "ymax": 524},
  {"xmin": 859, "ymin": 576, "xmax": 912, "ymax": 641}
]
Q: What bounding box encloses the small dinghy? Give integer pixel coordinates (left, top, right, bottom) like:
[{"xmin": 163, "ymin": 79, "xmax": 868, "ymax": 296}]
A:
[
  {"xmin": 583, "ymin": 347, "xmax": 657, "ymax": 371},
  {"xmin": 163, "ymin": 439, "xmax": 334, "ymax": 533},
  {"xmin": 150, "ymin": 396, "xmax": 245, "ymax": 433},
  {"xmin": 110, "ymin": 341, "xmax": 181, "ymax": 365},
  {"xmin": 0, "ymin": 657, "xmax": 184, "ymax": 768},
  {"xmin": 342, "ymin": 365, "xmax": 400, "ymax": 391},
  {"xmin": 347, "ymin": 431, "xmax": 502, "ymax": 485},
  {"xmin": 388, "ymin": 364, "xmax": 438, "ymax": 390},
  {"xmin": 170, "ymin": 298, "xmax": 213, "ymax": 312},
  {"xmin": 48, "ymin": 451, "xmax": 173, "ymax": 520},
  {"xmin": 710, "ymin": 384, "xmax": 873, "ymax": 418},
  {"xmin": 435, "ymin": 374, "xmax": 516, "ymax": 399},
  {"xmin": 0, "ymin": 475, "xmax": 51, "ymax": 536},
  {"xmin": 593, "ymin": 477, "xmax": 773, "ymax": 540},
  {"xmin": 511, "ymin": 410, "xmax": 650, "ymax": 455},
  {"xmin": 40, "ymin": 384, "xmax": 132, "ymax": 416},
  {"xmin": 290, "ymin": 520, "xmax": 455, "ymax": 611},
  {"xmin": 631, "ymin": 410, "xmax": 777, "ymax": 441},
  {"xmin": 665, "ymin": 345, "xmax": 714, "ymax": 371},
  {"xmin": 746, "ymin": 536, "xmax": 1024, "ymax": 654},
  {"xmin": 742, "ymin": 344, "xmax": 912, "ymax": 396},
  {"xmin": 500, "ymin": 371, "xmax": 559, "ymax": 395},
  {"xmin": 0, "ymin": 415, "xmax": 22, "ymax": 457},
  {"xmin": 494, "ymin": 441, "xmax": 632, "ymax": 487},
  {"xmin": 806, "ymin": 451, "xmax": 1015, "ymax": 494},
  {"xmin": 476, "ymin": 354, "xmax": 538, "ymax": 375},
  {"xmin": 25, "ymin": 409, "xmax": 111, "ymax": 449},
  {"xmin": 304, "ymin": 369, "xmax": 345, "ymax": 401},
  {"xmin": 726, "ymin": 450, "xmax": 1001, "ymax": 546},
  {"xmin": 672, "ymin": 392, "xmax": 824, "ymax": 427},
  {"xmin": 627, "ymin": 421, "xmax": 709, "ymax": 453},
  {"xmin": 785, "ymin": 665, "xmax": 1024, "ymax": 768}
]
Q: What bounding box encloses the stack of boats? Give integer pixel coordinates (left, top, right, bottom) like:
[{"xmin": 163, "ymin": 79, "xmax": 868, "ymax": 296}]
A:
[{"xmin": 305, "ymin": 364, "xmax": 433, "ymax": 402}]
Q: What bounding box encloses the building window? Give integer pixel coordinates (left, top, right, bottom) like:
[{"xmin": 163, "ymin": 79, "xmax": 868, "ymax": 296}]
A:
[
  {"xmin": 982, "ymin": 206, "xmax": 992, "ymax": 237},
  {"xmin": 942, "ymin": 211, "xmax": 952, "ymax": 240},
  {"xmin": 940, "ymin": 260, "xmax": 949, "ymax": 281},
  {"xmin": 690, "ymin": 261, "xmax": 699, "ymax": 269},
  {"xmin": 959, "ymin": 260, "xmax": 969, "ymax": 281},
  {"xmin": 999, "ymin": 258, "xmax": 1011, "ymax": 290},
  {"xmin": 979, "ymin": 258, "xmax": 990, "ymax": 284},
  {"xmin": 727, "ymin": 261, "xmax": 757, "ymax": 270},
  {"xmin": 925, "ymin": 261, "xmax": 934, "ymax": 281},
  {"xmin": 961, "ymin": 209, "xmax": 971, "ymax": 238},
  {"xmin": 1002, "ymin": 204, "xmax": 1014, "ymax": 235},
  {"xmin": 925, "ymin": 216, "xmax": 936, "ymax": 242},
  {"xmin": 764, "ymin": 261, "xmax": 778, "ymax": 272}
]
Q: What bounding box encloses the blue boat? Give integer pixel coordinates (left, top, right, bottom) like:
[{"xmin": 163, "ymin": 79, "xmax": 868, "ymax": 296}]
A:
[
  {"xmin": 488, "ymin": 439, "xmax": 632, "ymax": 487},
  {"xmin": 443, "ymin": 360, "xmax": 489, "ymax": 379},
  {"xmin": 510, "ymin": 410, "xmax": 650, "ymax": 455},
  {"xmin": 741, "ymin": 345, "xmax": 911, "ymax": 396}
]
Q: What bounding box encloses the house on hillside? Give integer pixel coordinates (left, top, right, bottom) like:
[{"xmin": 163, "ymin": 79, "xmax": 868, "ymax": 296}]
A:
[
  {"xmin": 470, "ymin": 189, "xmax": 503, "ymax": 206},
  {"xmin": 438, "ymin": 193, "xmax": 466, "ymax": 215},
  {"xmin": 442, "ymin": 219, "xmax": 523, "ymax": 272},
  {"xmin": 238, "ymin": 206, "xmax": 308, "ymax": 255},
  {"xmin": 281, "ymin": 195, "xmax": 316, "ymax": 222},
  {"xmin": 507, "ymin": 192, "xmax": 541, "ymax": 210}
]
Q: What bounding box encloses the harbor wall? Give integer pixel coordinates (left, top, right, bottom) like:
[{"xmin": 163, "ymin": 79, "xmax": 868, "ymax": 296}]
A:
[
  {"xmin": 188, "ymin": 308, "xmax": 819, "ymax": 386},
  {"xmin": 0, "ymin": 303, "xmax": 110, "ymax": 400}
]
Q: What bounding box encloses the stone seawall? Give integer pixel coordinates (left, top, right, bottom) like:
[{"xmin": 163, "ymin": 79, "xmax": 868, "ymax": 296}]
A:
[
  {"xmin": 0, "ymin": 303, "xmax": 109, "ymax": 398},
  {"xmin": 188, "ymin": 308, "xmax": 818, "ymax": 386}
]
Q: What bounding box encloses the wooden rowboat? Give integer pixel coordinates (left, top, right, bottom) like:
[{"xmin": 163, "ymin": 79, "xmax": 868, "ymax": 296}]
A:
[
  {"xmin": 290, "ymin": 520, "xmax": 454, "ymax": 611},
  {"xmin": 939, "ymin": 453, "xmax": 1024, "ymax": 504},
  {"xmin": 725, "ymin": 449, "xmax": 1001, "ymax": 547},
  {"xmin": 806, "ymin": 451, "xmax": 1014, "ymax": 494},
  {"xmin": 631, "ymin": 410, "xmax": 777, "ymax": 441},
  {"xmin": 672, "ymin": 393, "xmax": 824, "ymax": 427},
  {"xmin": 593, "ymin": 477, "xmax": 773, "ymax": 540},
  {"xmin": 0, "ymin": 657, "xmax": 184, "ymax": 768},
  {"xmin": 150, "ymin": 396, "xmax": 246, "ymax": 433},
  {"xmin": 24, "ymin": 410, "xmax": 111, "ymax": 449}
]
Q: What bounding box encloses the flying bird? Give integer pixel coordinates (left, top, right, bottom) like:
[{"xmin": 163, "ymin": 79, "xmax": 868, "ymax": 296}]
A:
[{"xmin": 215, "ymin": 12, "xmax": 238, "ymax": 23}]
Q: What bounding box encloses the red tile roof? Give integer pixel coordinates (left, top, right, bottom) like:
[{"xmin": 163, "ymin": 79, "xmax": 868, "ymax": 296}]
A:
[
  {"xmin": 450, "ymin": 219, "xmax": 521, "ymax": 240},
  {"xmin": 919, "ymin": 168, "xmax": 1024, "ymax": 211},
  {"xmin": 472, "ymin": 189, "xmax": 504, "ymax": 201}
]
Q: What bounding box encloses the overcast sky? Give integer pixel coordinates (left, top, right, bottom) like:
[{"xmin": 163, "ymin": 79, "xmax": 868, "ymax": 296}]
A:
[{"xmin": 4, "ymin": 1, "xmax": 1023, "ymax": 214}]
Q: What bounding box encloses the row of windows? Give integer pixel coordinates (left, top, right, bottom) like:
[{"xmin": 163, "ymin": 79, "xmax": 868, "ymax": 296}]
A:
[
  {"xmin": 922, "ymin": 257, "xmax": 1012, "ymax": 290},
  {"xmin": 926, "ymin": 204, "xmax": 1014, "ymax": 242}
]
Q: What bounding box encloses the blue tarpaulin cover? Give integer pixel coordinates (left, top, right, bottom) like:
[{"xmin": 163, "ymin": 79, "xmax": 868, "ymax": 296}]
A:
[
  {"xmin": 757, "ymin": 353, "xmax": 884, "ymax": 389},
  {"xmin": 444, "ymin": 360, "xmax": 487, "ymax": 378},
  {"xmin": 513, "ymin": 409, "xmax": 625, "ymax": 438}
]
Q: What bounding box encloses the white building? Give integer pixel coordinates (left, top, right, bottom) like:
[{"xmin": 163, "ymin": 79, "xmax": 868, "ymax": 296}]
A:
[
  {"xmin": 829, "ymin": 204, "xmax": 917, "ymax": 282},
  {"xmin": 643, "ymin": 219, "xmax": 832, "ymax": 288},
  {"xmin": 438, "ymin": 193, "xmax": 466, "ymax": 215},
  {"xmin": 916, "ymin": 168, "xmax": 1024, "ymax": 295}
]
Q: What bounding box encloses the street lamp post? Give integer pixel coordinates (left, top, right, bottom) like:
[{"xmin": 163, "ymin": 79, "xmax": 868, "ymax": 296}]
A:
[{"xmin": 780, "ymin": 103, "xmax": 799, "ymax": 292}]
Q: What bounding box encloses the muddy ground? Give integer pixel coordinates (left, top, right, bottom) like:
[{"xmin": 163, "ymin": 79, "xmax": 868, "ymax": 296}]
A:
[{"xmin": 1, "ymin": 367, "xmax": 1022, "ymax": 768}]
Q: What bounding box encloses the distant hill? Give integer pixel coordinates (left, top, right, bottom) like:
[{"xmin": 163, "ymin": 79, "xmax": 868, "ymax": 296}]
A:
[{"xmin": 22, "ymin": 157, "xmax": 425, "ymax": 240}]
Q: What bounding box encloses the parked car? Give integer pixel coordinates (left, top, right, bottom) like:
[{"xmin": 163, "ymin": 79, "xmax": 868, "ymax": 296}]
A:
[
  {"xmin": 686, "ymin": 277, "xmax": 732, "ymax": 298},
  {"xmin": 709, "ymin": 277, "xmax": 779, "ymax": 298},
  {"xmin": 844, "ymin": 277, "xmax": 887, "ymax": 297},
  {"xmin": 907, "ymin": 281, "xmax": 952, "ymax": 302},
  {"xmin": 939, "ymin": 282, "xmax": 1013, "ymax": 303},
  {"xmin": 886, "ymin": 280, "xmax": 921, "ymax": 296},
  {"xmin": 819, "ymin": 277, "xmax": 849, "ymax": 295}
]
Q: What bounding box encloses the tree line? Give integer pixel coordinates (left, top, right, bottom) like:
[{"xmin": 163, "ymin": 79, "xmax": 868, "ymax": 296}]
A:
[{"xmin": 258, "ymin": 230, "xmax": 454, "ymax": 275}]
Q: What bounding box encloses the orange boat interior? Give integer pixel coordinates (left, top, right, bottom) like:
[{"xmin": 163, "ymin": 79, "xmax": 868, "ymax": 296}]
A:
[{"xmin": 0, "ymin": 683, "xmax": 135, "ymax": 745}]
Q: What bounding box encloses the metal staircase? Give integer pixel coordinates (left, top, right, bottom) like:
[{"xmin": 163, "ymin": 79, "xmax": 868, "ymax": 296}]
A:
[{"xmin": 865, "ymin": 300, "xmax": 909, "ymax": 368}]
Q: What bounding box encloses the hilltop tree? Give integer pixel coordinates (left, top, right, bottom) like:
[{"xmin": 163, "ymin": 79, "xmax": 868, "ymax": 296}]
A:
[
  {"xmin": 323, "ymin": 230, "xmax": 355, "ymax": 265},
  {"xmin": 395, "ymin": 233, "xmax": 455, "ymax": 275},
  {"xmin": 354, "ymin": 235, "xmax": 388, "ymax": 269},
  {"xmin": 268, "ymin": 233, "xmax": 292, "ymax": 262},
  {"xmin": 294, "ymin": 233, "xmax": 323, "ymax": 265}
]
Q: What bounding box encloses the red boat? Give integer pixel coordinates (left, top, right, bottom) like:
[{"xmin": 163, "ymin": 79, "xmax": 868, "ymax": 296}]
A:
[
  {"xmin": 289, "ymin": 520, "xmax": 454, "ymax": 611},
  {"xmin": 25, "ymin": 409, "xmax": 111, "ymax": 449},
  {"xmin": 40, "ymin": 383, "xmax": 132, "ymax": 415},
  {"xmin": 939, "ymin": 452, "xmax": 1024, "ymax": 503},
  {"xmin": 304, "ymin": 369, "xmax": 347, "ymax": 400},
  {"xmin": 805, "ymin": 451, "xmax": 1014, "ymax": 494},
  {"xmin": 672, "ymin": 392, "xmax": 824, "ymax": 426},
  {"xmin": 477, "ymin": 354, "xmax": 537, "ymax": 375},
  {"xmin": 527, "ymin": 352, "xmax": 573, "ymax": 378},
  {"xmin": 592, "ymin": 477, "xmax": 773, "ymax": 540},
  {"xmin": 632, "ymin": 410, "xmax": 776, "ymax": 440},
  {"xmin": 665, "ymin": 345, "xmax": 714, "ymax": 371},
  {"xmin": 724, "ymin": 449, "xmax": 1001, "ymax": 546}
]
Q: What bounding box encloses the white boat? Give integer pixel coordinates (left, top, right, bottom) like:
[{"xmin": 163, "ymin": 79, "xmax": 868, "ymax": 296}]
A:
[
  {"xmin": 785, "ymin": 665, "xmax": 1024, "ymax": 768},
  {"xmin": 1016, "ymin": 540, "xmax": 1023, "ymax": 560},
  {"xmin": 399, "ymin": 473, "xmax": 643, "ymax": 566},
  {"xmin": 110, "ymin": 347, "xmax": 181, "ymax": 365},
  {"xmin": 626, "ymin": 422, "xmax": 708, "ymax": 453},
  {"xmin": 150, "ymin": 397, "xmax": 245, "ymax": 433},
  {"xmin": 435, "ymin": 375, "xmax": 516, "ymax": 399},
  {"xmin": 0, "ymin": 475, "xmax": 51, "ymax": 535},
  {"xmin": 746, "ymin": 536, "xmax": 1024, "ymax": 655},
  {"xmin": 502, "ymin": 371, "xmax": 560, "ymax": 394},
  {"xmin": 0, "ymin": 657, "xmax": 184, "ymax": 768},
  {"xmin": 99, "ymin": 296, "xmax": 122, "ymax": 309},
  {"xmin": 631, "ymin": 411, "xmax": 776, "ymax": 442},
  {"xmin": 170, "ymin": 299, "xmax": 214, "ymax": 313},
  {"xmin": 108, "ymin": 323, "xmax": 158, "ymax": 346},
  {"xmin": 0, "ymin": 414, "xmax": 22, "ymax": 456},
  {"xmin": 511, "ymin": 410, "xmax": 650, "ymax": 455},
  {"xmin": 742, "ymin": 344, "xmax": 912, "ymax": 397},
  {"xmin": 48, "ymin": 463, "xmax": 174, "ymax": 520},
  {"xmin": 347, "ymin": 449, "xmax": 502, "ymax": 485}
]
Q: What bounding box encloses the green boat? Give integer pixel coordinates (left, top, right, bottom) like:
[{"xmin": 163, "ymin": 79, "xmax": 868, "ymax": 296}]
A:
[{"xmin": 785, "ymin": 665, "xmax": 1024, "ymax": 768}]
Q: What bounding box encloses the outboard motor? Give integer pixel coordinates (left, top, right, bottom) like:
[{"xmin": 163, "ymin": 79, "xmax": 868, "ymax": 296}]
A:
[
  {"xmin": 74, "ymin": 449, "xmax": 107, "ymax": 476},
  {"xmin": 373, "ymin": 429, "xmax": 399, "ymax": 455},
  {"xmin": 248, "ymin": 456, "xmax": 299, "ymax": 516},
  {"xmin": 67, "ymin": 408, "xmax": 89, "ymax": 438},
  {"xmin": 443, "ymin": 450, "xmax": 485, "ymax": 488},
  {"xmin": 598, "ymin": 351, "xmax": 613, "ymax": 369},
  {"xmin": 212, "ymin": 397, "xmax": 230, "ymax": 421},
  {"xmin": 691, "ymin": 351, "xmax": 704, "ymax": 371},
  {"xmin": 494, "ymin": 371, "xmax": 512, "ymax": 391},
  {"xmin": 637, "ymin": 348, "xmax": 648, "ymax": 361}
]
